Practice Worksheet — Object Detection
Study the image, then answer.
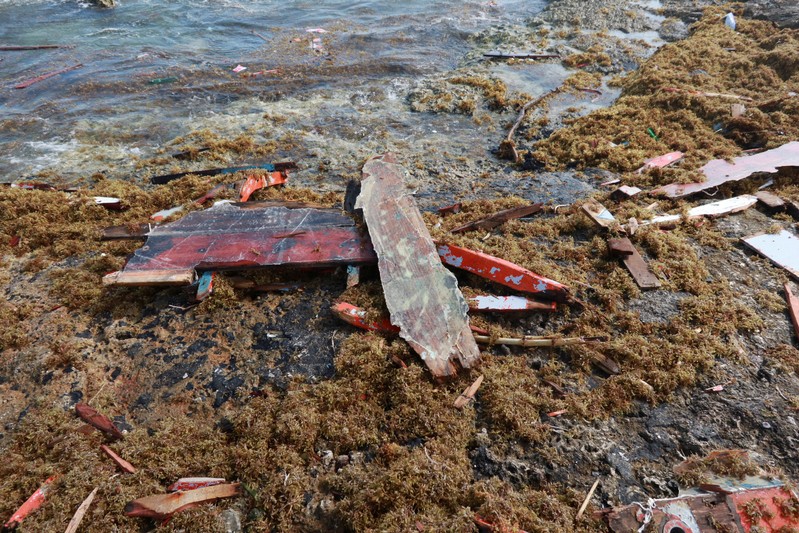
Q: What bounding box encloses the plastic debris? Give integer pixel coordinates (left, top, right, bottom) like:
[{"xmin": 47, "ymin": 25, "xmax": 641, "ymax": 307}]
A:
[
  {"xmin": 232, "ymin": 65, "xmax": 247, "ymax": 73},
  {"xmin": 635, "ymin": 151, "xmax": 684, "ymax": 173},
  {"xmin": 643, "ymin": 195, "xmax": 757, "ymax": 226},
  {"xmin": 724, "ymin": 12, "xmax": 736, "ymax": 30}
]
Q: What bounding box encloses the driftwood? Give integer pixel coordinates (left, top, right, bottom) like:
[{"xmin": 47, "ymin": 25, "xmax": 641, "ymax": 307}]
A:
[
  {"xmin": 0, "ymin": 45, "xmax": 61, "ymax": 51},
  {"xmin": 124, "ymin": 483, "xmax": 241, "ymax": 522},
  {"xmin": 356, "ymin": 153, "xmax": 481, "ymax": 378},
  {"xmin": 454, "ymin": 375, "xmax": 484, "ymax": 408},
  {"xmin": 500, "ymin": 87, "xmax": 562, "ymax": 163},
  {"xmin": 15, "ymin": 63, "xmax": 83, "ymax": 89},
  {"xmin": 450, "ymin": 203, "xmax": 543, "ymax": 234},
  {"xmin": 64, "ymin": 488, "xmax": 98, "ymax": 533},
  {"xmin": 75, "ymin": 403, "xmax": 124, "ymax": 439},
  {"xmin": 100, "ymin": 445, "xmax": 136, "ymax": 474}
]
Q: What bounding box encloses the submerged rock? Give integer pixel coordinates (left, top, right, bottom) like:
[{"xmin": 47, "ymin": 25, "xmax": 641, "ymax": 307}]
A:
[{"xmin": 90, "ymin": 0, "xmax": 114, "ymax": 7}]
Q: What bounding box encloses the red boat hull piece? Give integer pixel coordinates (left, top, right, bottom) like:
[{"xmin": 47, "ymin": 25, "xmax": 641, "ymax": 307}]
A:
[
  {"xmin": 238, "ymin": 171, "xmax": 287, "ymax": 202},
  {"xmin": 4, "ymin": 476, "xmax": 56, "ymax": 529},
  {"xmin": 436, "ymin": 243, "xmax": 569, "ymax": 301}
]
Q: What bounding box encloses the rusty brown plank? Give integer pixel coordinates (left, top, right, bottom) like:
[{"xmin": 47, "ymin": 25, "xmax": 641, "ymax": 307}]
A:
[
  {"xmin": 356, "ymin": 153, "xmax": 481, "ymax": 378},
  {"xmin": 450, "ymin": 203, "xmax": 543, "ymax": 234},
  {"xmin": 608, "ymin": 238, "xmax": 660, "ymax": 289}
]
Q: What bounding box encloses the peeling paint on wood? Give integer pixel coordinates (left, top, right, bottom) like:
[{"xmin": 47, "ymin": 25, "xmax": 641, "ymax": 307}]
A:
[
  {"xmin": 467, "ymin": 295, "xmax": 556, "ymax": 312},
  {"xmin": 357, "ymin": 153, "xmax": 480, "ymax": 378},
  {"xmin": 581, "ymin": 200, "xmax": 616, "ymax": 228}
]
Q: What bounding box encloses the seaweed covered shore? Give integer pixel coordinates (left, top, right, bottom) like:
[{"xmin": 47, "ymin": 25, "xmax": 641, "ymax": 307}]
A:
[{"xmin": 2, "ymin": 1, "xmax": 799, "ymax": 532}]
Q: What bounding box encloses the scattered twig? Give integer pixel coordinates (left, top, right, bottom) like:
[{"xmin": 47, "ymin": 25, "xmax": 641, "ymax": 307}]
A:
[
  {"xmin": 454, "ymin": 375, "xmax": 484, "ymax": 409},
  {"xmin": 251, "ymin": 30, "xmax": 269, "ymax": 43},
  {"xmin": 575, "ymin": 478, "xmax": 600, "ymax": 520},
  {"xmin": 64, "ymin": 487, "xmax": 98, "ymax": 533},
  {"xmin": 501, "ymin": 87, "xmax": 562, "ymax": 163}
]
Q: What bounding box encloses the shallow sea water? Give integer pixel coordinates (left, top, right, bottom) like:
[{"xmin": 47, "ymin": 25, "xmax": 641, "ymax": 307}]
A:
[{"xmin": 0, "ymin": 0, "xmax": 549, "ymax": 179}]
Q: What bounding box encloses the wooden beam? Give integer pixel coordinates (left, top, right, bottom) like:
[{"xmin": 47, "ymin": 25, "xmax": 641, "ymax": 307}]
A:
[
  {"xmin": 450, "ymin": 203, "xmax": 543, "ymax": 234},
  {"xmin": 608, "ymin": 238, "xmax": 660, "ymax": 289},
  {"xmin": 357, "ymin": 153, "xmax": 481, "ymax": 378}
]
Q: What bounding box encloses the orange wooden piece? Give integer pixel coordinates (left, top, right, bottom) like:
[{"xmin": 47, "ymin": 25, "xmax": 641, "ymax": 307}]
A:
[
  {"xmin": 75, "ymin": 403, "xmax": 124, "ymax": 439},
  {"xmin": 100, "ymin": 445, "xmax": 136, "ymax": 474},
  {"xmin": 3, "ymin": 476, "xmax": 56, "ymax": 529},
  {"xmin": 238, "ymin": 171, "xmax": 286, "ymax": 201}
]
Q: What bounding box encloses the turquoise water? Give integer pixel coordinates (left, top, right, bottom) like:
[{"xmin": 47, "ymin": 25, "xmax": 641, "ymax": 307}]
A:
[{"xmin": 0, "ymin": 0, "xmax": 548, "ymax": 178}]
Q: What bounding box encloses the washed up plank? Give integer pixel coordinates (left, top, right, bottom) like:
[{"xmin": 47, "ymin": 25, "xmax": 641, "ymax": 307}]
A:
[
  {"xmin": 149, "ymin": 162, "xmax": 296, "ymax": 185},
  {"xmin": 450, "ymin": 203, "xmax": 543, "ymax": 234},
  {"xmin": 652, "ymin": 142, "xmax": 799, "ymax": 198},
  {"xmin": 437, "ymin": 243, "xmax": 569, "ymax": 301},
  {"xmin": 608, "ymin": 238, "xmax": 661, "ymax": 289},
  {"xmin": 356, "ymin": 153, "xmax": 480, "ymax": 378},
  {"xmin": 741, "ymin": 230, "xmax": 799, "ymax": 281},
  {"xmin": 124, "ymin": 483, "xmax": 241, "ymax": 522},
  {"xmin": 103, "ymin": 204, "xmax": 376, "ymax": 286}
]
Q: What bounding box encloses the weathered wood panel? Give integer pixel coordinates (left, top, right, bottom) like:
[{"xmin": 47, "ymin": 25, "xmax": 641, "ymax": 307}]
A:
[{"xmin": 357, "ymin": 153, "xmax": 481, "ymax": 378}]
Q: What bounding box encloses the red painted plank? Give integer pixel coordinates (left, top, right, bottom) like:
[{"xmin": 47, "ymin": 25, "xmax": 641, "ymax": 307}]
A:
[
  {"xmin": 436, "ymin": 242, "xmax": 569, "ymax": 301},
  {"xmin": 3, "ymin": 476, "xmax": 56, "ymax": 529}
]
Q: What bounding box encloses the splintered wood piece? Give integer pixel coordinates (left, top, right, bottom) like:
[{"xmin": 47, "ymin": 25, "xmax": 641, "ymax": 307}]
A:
[
  {"xmin": 168, "ymin": 478, "xmax": 226, "ymax": 492},
  {"xmin": 331, "ymin": 302, "xmax": 400, "ymax": 334},
  {"xmin": 635, "ymin": 151, "xmax": 684, "ymax": 173},
  {"xmin": 64, "ymin": 487, "xmax": 98, "ymax": 533},
  {"xmin": 4, "ymin": 476, "xmax": 56, "ymax": 529},
  {"xmin": 238, "ymin": 171, "xmax": 286, "ymax": 202},
  {"xmin": 124, "ymin": 483, "xmax": 241, "ymax": 521},
  {"xmin": 581, "ymin": 200, "xmax": 616, "ymax": 228},
  {"xmin": 785, "ymin": 283, "xmax": 799, "ymax": 341},
  {"xmin": 607, "ymin": 237, "xmax": 660, "ymax": 289},
  {"xmin": 436, "ymin": 243, "xmax": 569, "ymax": 301},
  {"xmin": 454, "ymin": 375, "xmax": 484, "ymax": 409},
  {"xmin": 450, "ymin": 203, "xmax": 543, "ymax": 234},
  {"xmin": 437, "ymin": 202, "xmax": 462, "ymax": 215},
  {"xmin": 104, "ymin": 204, "xmax": 376, "ymax": 286},
  {"xmin": 356, "ymin": 153, "xmax": 481, "ymax": 378},
  {"xmin": 755, "ymin": 190, "xmax": 785, "ymax": 209},
  {"xmin": 149, "ymin": 163, "xmax": 295, "ymax": 185},
  {"xmin": 653, "ymin": 142, "xmax": 799, "ymax": 198},
  {"xmin": 100, "ymin": 445, "xmax": 136, "ymax": 474},
  {"xmin": 742, "ymin": 230, "xmax": 799, "ymax": 281},
  {"xmin": 75, "ymin": 403, "xmax": 124, "ymax": 439},
  {"xmin": 609, "ymin": 186, "xmax": 642, "ymax": 201},
  {"xmin": 467, "ymin": 295, "xmax": 556, "ymax": 313},
  {"xmin": 101, "ymin": 223, "xmax": 151, "ymax": 240},
  {"xmin": 591, "ymin": 353, "xmax": 621, "ymax": 375}
]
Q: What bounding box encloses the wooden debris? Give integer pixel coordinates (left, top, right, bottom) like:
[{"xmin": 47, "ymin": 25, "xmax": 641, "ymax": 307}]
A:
[
  {"xmin": 592, "ymin": 353, "xmax": 621, "ymax": 375},
  {"xmin": 238, "ymin": 171, "xmax": 286, "ymax": 201},
  {"xmin": 581, "ymin": 200, "xmax": 616, "ymax": 229},
  {"xmin": 467, "ymin": 295, "xmax": 556, "ymax": 313},
  {"xmin": 785, "ymin": 283, "xmax": 799, "ymax": 342},
  {"xmin": 75, "ymin": 403, "xmax": 124, "ymax": 439},
  {"xmin": 500, "ymin": 87, "xmax": 562, "ymax": 163},
  {"xmin": 635, "ymin": 151, "xmax": 684, "ymax": 173},
  {"xmin": 0, "ymin": 45, "xmax": 62, "ymax": 51},
  {"xmin": 454, "ymin": 375, "xmax": 484, "ymax": 408},
  {"xmin": 661, "ymin": 86, "xmax": 754, "ymax": 101},
  {"xmin": 437, "ymin": 243, "xmax": 569, "ymax": 302},
  {"xmin": 124, "ymin": 483, "xmax": 241, "ymax": 522},
  {"xmin": 167, "ymin": 478, "xmax": 226, "ymax": 492},
  {"xmin": 471, "ymin": 334, "xmax": 606, "ymax": 347},
  {"xmin": 64, "ymin": 488, "xmax": 98, "ymax": 533},
  {"xmin": 450, "ymin": 203, "xmax": 543, "ymax": 234},
  {"xmin": 101, "ymin": 223, "xmax": 152, "ymax": 241},
  {"xmin": 356, "ymin": 154, "xmax": 480, "ymax": 378},
  {"xmin": 741, "ymin": 230, "xmax": 799, "ymax": 281},
  {"xmin": 149, "ymin": 162, "xmax": 296, "ymax": 185},
  {"xmin": 607, "ymin": 238, "xmax": 661, "ymax": 289},
  {"xmin": 346, "ymin": 265, "xmax": 360, "ymax": 288},
  {"xmin": 103, "ymin": 204, "xmax": 376, "ymax": 287},
  {"xmin": 483, "ymin": 51, "xmax": 560, "ymax": 60},
  {"xmin": 547, "ymin": 409, "xmax": 566, "ymax": 417},
  {"xmin": 3, "ymin": 476, "xmax": 56, "ymax": 529},
  {"xmin": 100, "ymin": 445, "xmax": 136, "ymax": 474},
  {"xmin": 609, "ymin": 186, "xmax": 641, "ymax": 201},
  {"xmin": 195, "ymin": 271, "xmax": 214, "ymax": 302},
  {"xmin": 645, "ymin": 195, "xmax": 758, "ymax": 226},
  {"xmin": 576, "ymin": 478, "xmax": 600, "ymax": 520},
  {"xmin": 437, "ymin": 202, "xmax": 462, "ymax": 215},
  {"xmin": 228, "ymin": 278, "xmax": 302, "ymax": 292},
  {"xmin": 755, "ymin": 190, "xmax": 786, "ymax": 210},
  {"xmin": 15, "ymin": 63, "xmax": 83, "ymax": 89},
  {"xmin": 653, "ymin": 142, "xmax": 799, "ymax": 198}
]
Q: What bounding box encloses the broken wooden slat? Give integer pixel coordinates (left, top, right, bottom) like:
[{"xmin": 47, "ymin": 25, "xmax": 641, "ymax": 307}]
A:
[
  {"xmin": 483, "ymin": 51, "xmax": 560, "ymax": 60},
  {"xmin": 356, "ymin": 153, "xmax": 481, "ymax": 378},
  {"xmin": 437, "ymin": 202, "xmax": 462, "ymax": 215},
  {"xmin": 467, "ymin": 295, "xmax": 556, "ymax": 313},
  {"xmin": 755, "ymin": 190, "xmax": 786, "ymax": 209},
  {"xmin": 3, "ymin": 475, "xmax": 56, "ymax": 529},
  {"xmin": 454, "ymin": 375, "xmax": 484, "ymax": 409},
  {"xmin": 450, "ymin": 203, "xmax": 543, "ymax": 234},
  {"xmin": 609, "ymin": 186, "xmax": 641, "ymax": 201},
  {"xmin": 785, "ymin": 283, "xmax": 799, "ymax": 342},
  {"xmin": 15, "ymin": 63, "xmax": 82, "ymax": 89},
  {"xmin": 75, "ymin": 403, "xmax": 124, "ymax": 439},
  {"xmin": 167, "ymin": 478, "xmax": 226, "ymax": 492},
  {"xmin": 741, "ymin": 230, "xmax": 799, "ymax": 281},
  {"xmin": 652, "ymin": 142, "xmax": 799, "ymax": 198},
  {"xmin": 101, "ymin": 223, "xmax": 152, "ymax": 240},
  {"xmin": 149, "ymin": 163, "xmax": 295, "ymax": 185},
  {"xmin": 331, "ymin": 302, "xmax": 399, "ymax": 334},
  {"xmin": 238, "ymin": 171, "xmax": 286, "ymax": 202},
  {"xmin": 575, "ymin": 478, "xmax": 600, "ymax": 520},
  {"xmin": 100, "ymin": 445, "xmax": 136, "ymax": 474},
  {"xmin": 635, "ymin": 151, "xmax": 684, "ymax": 173},
  {"xmin": 124, "ymin": 483, "xmax": 241, "ymax": 522},
  {"xmin": 645, "ymin": 195, "xmax": 757, "ymax": 226},
  {"xmin": 471, "ymin": 334, "xmax": 606, "ymax": 347},
  {"xmin": 437, "ymin": 243, "xmax": 569, "ymax": 302},
  {"xmin": 581, "ymin": 200, "xmax": 616, "ymax": 228},
  {"xmin": 104, "ymin": 204, "xmax": 377, "ymax": 286},
  {"xmin": 608, "ymin": 238, "xmax": 661, "ymax": 289},
  {"xmin": 64, "ymin": 487, "xmax": 98, "ymax": 533},
  {"xmin": 229, "ymin": 278, "xmax": 302, "ymax": 292}
]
